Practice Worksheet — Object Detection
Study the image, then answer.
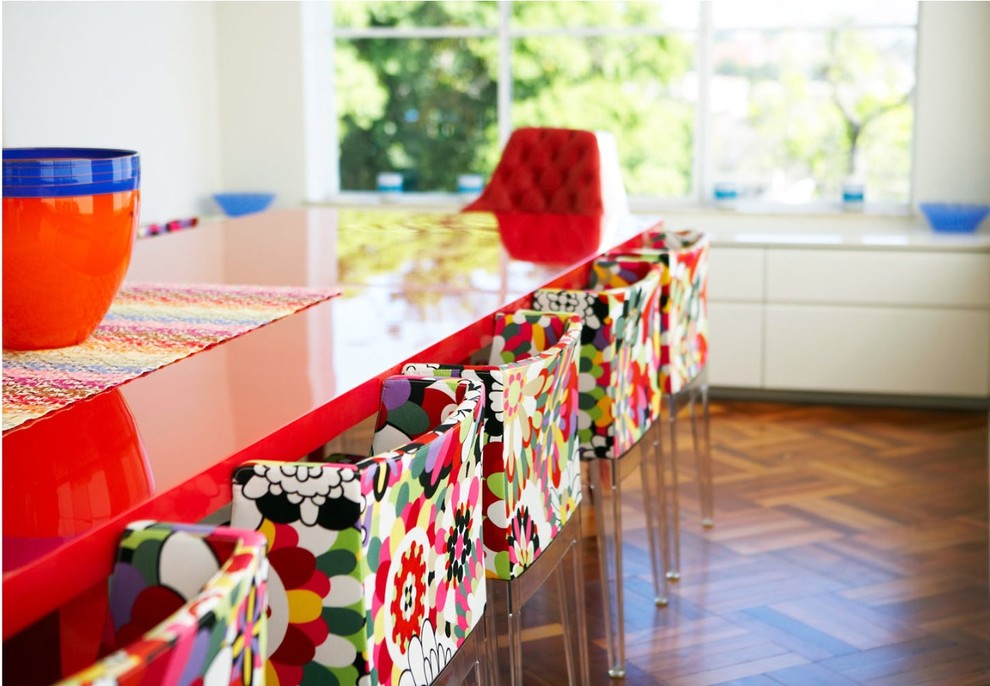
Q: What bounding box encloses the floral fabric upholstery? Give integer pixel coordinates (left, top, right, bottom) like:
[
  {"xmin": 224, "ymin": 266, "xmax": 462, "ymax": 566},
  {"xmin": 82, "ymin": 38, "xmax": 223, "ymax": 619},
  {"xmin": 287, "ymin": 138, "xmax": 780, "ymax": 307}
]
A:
[
  {"xmin": 403, "ymin": 310, "xmax": 583, "ymax": 581},
  {"xmin": 532, "ymin": 262, "xmax": 662, "ymax": 460},
  {"xmin": 231, "ymin": 376, "xmax": 486, "ymax": 686},
  {"xmin": 611, "ymin": 229, "xmax": 710, "ymax": 394},
  {"xmin": 58, "ymin": 521, "xmax": 269, "ymax": 686}
]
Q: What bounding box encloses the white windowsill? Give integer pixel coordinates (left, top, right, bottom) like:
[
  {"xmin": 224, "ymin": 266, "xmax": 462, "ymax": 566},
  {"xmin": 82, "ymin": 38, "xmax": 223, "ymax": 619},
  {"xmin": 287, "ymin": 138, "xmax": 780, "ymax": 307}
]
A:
[{"xmin": 316, "ymin": 191, "xmax": 917, "ymax": 219}]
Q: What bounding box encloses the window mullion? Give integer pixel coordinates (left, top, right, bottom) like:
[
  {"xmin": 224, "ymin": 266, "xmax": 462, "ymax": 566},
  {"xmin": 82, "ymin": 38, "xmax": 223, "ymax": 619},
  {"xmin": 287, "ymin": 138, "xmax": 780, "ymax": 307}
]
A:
[
  {"xmin": 498, "ymin": 0, "xmax": 512, "ymax": 147},
  {"xmin": 694, "ymin": 1, "xmax": 713, "ymax": 207}
]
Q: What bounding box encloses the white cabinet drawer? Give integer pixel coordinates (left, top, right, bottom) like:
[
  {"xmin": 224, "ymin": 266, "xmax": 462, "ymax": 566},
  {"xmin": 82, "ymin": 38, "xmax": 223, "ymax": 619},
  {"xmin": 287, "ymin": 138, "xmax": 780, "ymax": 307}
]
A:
[
  {"xmin": 766, "ymin": 249, "xmax": 990, "ymax": 307},
  {"xmin": 764, "ymin": 305, "xmax": 990, "ymax": 397},
  {"xmin": 708, "ymin": 302, "xmax": 763, "ymax": 388},
  {"xmin": 709, "ymin": 247, "xmax": 764, "ymax": 301}
]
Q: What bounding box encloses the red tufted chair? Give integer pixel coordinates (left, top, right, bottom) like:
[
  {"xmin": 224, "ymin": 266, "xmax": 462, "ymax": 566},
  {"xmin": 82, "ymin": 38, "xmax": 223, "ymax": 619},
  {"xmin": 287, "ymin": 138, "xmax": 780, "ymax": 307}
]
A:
[{"xmin": 463, "ymin": 127, "xmax": 604, "ymax": 216}]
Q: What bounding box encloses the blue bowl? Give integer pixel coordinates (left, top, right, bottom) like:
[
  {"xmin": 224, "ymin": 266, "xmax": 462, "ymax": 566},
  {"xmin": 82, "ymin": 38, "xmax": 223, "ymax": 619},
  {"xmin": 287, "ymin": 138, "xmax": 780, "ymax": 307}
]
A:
[
  {"xmin": 919, "ymin": 202, "xmax": 990, "ymax": 234},
  {"xmin": 212, "ymin": 192, "xmax": 275, "ymax": 217}
]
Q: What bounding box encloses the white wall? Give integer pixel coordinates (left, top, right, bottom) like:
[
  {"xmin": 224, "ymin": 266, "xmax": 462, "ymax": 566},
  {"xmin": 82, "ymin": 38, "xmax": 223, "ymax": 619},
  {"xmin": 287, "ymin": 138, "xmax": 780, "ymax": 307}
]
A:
[
  {"xmin": 213, "ymin": 1, "xmax": 310, "ymax": 210},
  {"xmin": 913, "ymin": 1, "xmax": 990, "ymax": 205},
  {"xmin": 2, "ymin": 1, "xmax": 223, "ymax": 225},
  {"xmin": 3, "ymin": 1, "xmax": 988, "ymax": 223}
]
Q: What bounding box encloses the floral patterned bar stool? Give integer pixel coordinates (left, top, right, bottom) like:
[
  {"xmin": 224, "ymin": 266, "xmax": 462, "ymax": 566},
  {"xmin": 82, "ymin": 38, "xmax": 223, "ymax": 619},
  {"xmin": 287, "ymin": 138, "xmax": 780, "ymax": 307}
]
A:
[
  {"xmin": 57, "ymin": 520, "xmax": 269, "ymax": 685},
  {"xmin": 404, "ymin": 310, "xmax": 588, "ymax": 686},
  {"xmin": 231, "ymin": 376, "xmax": 488, "ymax": 686},
  {"xmin": 608, "ymin": 229, "xmax": 712, "ymax": 580},
  {"xmin": 532, "ymin": 260, "xmax": 668, "ymax": 680}
]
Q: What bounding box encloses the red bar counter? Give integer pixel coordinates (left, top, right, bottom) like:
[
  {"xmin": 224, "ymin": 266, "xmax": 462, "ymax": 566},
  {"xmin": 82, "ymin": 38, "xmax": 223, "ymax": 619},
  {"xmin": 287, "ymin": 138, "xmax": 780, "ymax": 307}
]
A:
[{"xmin": 2, "ymin": 207, "xmax": 658, "ymax": 645}]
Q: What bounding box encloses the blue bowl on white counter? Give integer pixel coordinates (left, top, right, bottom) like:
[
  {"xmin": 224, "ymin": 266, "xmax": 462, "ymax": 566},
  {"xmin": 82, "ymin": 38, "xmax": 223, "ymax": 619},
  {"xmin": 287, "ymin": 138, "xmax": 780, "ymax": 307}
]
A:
[
  {"xmin": 919, "ymin": 202, "xmax": 990, "ymax": 234},
  {"xmin": 213, "ymin": 192, "xmax": 275, "ymax": 217}
]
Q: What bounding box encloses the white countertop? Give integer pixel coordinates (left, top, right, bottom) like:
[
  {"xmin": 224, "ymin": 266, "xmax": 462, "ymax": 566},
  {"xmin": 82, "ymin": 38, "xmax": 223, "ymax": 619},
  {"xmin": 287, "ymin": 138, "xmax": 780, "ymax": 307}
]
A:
[{"xmin": 653, "ymin": 210, "xmax": 990, "ymax": 252}]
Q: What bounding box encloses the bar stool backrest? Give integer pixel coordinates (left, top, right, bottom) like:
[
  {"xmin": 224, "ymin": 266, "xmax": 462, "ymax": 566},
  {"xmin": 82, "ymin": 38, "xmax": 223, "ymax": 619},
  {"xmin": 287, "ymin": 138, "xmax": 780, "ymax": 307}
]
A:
[
  {"xmin": 57, "ymin": 521, "xmax": 269, "ymax": 686},
  {"xmin": 404, "ymin": 310, "xmax": 584, "ymax": 580},
  {"xmin": 533, "ymin": 261, "xmax": 662, "ymax": 460},
  {"xmin": 232, "ymin": 376, "xmax": 486, "ymax": 686},
  {"xmin": 612, "ymin": 229, "xmax": 710, "ymax": 394}
]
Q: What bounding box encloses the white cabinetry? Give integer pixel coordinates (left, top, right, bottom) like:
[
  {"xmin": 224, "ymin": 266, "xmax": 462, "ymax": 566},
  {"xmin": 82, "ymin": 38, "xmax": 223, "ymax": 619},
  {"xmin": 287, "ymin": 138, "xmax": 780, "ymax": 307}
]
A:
[
  {"xmin": 708, "ymin": 243, "xmax": 990, "ymax": 399},
  {"xmin": 765, "ymin": 250, "xmax": 990, "ymax": 307},
  {"xmin": 707, "ymin": 247, "xmax": 765, "ymax": 388}
]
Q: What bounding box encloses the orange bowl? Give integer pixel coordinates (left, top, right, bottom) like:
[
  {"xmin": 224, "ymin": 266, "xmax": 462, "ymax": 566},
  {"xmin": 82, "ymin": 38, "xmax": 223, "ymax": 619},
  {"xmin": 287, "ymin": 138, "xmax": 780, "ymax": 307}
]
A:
[{"xmin": 3, "ymin": 148, "xmax": 140, "ymax": 350}]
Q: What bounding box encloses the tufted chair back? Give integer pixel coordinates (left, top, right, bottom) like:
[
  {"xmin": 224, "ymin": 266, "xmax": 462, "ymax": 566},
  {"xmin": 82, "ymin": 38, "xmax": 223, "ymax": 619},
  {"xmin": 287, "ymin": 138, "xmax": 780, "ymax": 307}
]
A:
[{"xmin": 463, "ymin": 127, "xmax": 604, "ymax": 216}]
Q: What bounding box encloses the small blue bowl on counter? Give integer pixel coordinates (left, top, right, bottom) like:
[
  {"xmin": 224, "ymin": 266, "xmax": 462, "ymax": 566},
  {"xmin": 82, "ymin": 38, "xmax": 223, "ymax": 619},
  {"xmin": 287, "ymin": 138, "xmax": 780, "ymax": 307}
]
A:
[
  {"xmin": 919, "ymin": 202, "xmax": 990, "ymax": 234},
  {"xmin": 212, "ymin": 192, "xmax": 275, "ymax": 217}
]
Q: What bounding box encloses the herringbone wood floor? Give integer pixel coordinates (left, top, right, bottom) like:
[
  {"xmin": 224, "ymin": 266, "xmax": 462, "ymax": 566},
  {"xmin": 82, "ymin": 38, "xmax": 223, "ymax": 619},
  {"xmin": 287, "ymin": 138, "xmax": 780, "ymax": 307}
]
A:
[
  {"xmin": 7, "ymin": 401, "xmax": 986, "ymax": 685},
  {"xmin": 517, "ymin": 401, "xmax": 990, "ymax": 686}
]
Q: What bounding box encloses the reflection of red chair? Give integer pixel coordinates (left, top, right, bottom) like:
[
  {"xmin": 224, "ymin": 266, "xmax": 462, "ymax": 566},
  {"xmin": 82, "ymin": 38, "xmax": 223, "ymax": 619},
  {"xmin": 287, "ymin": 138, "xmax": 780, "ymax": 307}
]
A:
[
  {"xmin": 463, "ymin": 128, "xmax": 604, "ymax": 216},
  {"xmin": 495, "ymin": 212, "xmax": 602, "ymax": 264}
]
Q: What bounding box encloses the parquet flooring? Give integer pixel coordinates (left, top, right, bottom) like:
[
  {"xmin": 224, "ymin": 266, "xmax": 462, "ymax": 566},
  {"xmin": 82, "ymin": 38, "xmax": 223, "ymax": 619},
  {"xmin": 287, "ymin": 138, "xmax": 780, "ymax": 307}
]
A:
[{"xmin": 516, "ymin": 400, "xmax": 990, "ymax": 685}]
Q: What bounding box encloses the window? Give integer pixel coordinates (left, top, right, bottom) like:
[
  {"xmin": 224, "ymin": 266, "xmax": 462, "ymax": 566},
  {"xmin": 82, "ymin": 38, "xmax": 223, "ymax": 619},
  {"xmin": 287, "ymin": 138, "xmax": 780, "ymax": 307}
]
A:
[
  {"xmin": 507, "ymin": 3, "xmax": 697, "ymax": 197},
  {"xmin": 709, "ymin": 2, "xmax": 917, "ymax": 206},
  {"xmin": 328, "ymin": 1, "xmax": 917, "ymax": 209}
]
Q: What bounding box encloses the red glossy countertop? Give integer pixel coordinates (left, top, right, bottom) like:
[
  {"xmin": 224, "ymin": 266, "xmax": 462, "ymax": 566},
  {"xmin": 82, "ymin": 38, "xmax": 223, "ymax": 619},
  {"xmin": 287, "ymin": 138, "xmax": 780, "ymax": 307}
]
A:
[{"xmin": 2, "ymin": 207, "xmax": 658, "ymax": 639}]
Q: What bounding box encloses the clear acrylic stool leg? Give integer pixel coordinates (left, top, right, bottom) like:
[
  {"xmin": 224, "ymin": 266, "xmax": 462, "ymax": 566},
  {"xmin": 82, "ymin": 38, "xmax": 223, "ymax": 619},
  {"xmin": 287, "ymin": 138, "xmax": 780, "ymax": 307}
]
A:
[
  {"xmin": 696, "ymin": 370, "xmax": 715, "ymax": 528},
  {"xmin": 664, "ymin": 393, "xmax": 682, "ymax": 581},
  {"xmin": 640, "ymin": 432, "xmax": 670, "ymax": 606},
  {"xmin": 590, "ymin": 458, "xmax": 626, "ymax": 678},
  {"xmin": 437, "ymin": 617, "xmax": 490, "ymax": 686},
  {"xmin": 485, "ymin": 581, "xmax": 523, "ymax": 686},
  {"xmin": 556, "ymin": 516, "xmax": 590, "ymax": 686}
]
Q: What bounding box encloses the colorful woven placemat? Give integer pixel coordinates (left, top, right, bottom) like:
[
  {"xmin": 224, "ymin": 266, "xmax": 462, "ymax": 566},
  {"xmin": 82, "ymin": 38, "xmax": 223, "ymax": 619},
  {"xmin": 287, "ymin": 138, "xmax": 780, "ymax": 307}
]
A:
[{"xmin": 2, "ymin": 283, "xmax": 339, "ymax": 432}]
